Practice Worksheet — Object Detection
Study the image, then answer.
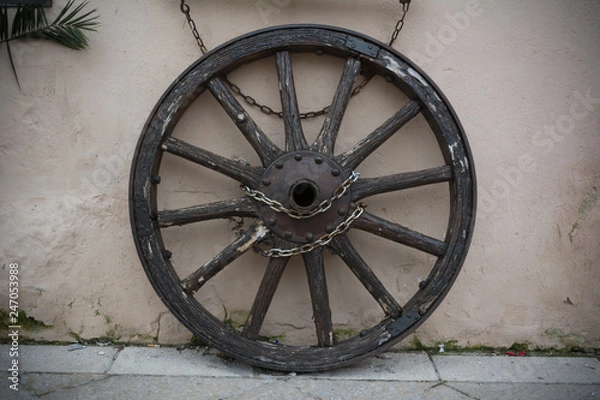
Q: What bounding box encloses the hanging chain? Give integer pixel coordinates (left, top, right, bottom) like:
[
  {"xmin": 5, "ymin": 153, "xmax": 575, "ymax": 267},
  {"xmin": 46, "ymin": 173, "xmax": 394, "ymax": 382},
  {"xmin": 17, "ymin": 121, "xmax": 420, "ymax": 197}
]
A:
[
  {"xmin": 259, "ymin": 204, "xmax": 365, "ymax": 258},
  {"xmin": 241, "ymin": 171, "xmax": 359, "ymax": 220},
  {"xmin": 347, "ymin": 0, "xmax": 411, "ymax": 98},
  {"xmin": 389, "ymin": 0, "xmax": 411, "ymax": 48},
  {"xmin": 178, "ymin": 0, "xmax": 411, "ymax": 119},
  {"xmin": 225, "ymin": 77, "xmax": 332, "ymax": 120}
]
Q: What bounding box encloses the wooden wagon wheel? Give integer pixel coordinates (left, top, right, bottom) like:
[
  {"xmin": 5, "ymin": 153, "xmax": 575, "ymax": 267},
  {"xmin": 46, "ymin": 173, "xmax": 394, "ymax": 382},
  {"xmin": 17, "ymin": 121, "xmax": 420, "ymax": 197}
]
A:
[{"xmin": 130, "ymin": 25, "xmax": 475, "ymax": 372}]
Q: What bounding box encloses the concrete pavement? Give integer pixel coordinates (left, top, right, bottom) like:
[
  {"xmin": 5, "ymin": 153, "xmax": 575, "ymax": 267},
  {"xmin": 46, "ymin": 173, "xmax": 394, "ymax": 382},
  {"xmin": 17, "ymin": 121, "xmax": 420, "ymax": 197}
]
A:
[{"xmin": 1, "ymin": 345, "xmax": 598, "ymax": 399}]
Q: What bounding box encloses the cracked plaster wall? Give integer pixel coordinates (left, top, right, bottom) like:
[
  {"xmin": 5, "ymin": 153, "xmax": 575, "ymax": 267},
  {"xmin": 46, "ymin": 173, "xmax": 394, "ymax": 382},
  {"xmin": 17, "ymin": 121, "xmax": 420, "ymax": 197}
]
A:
[{"xmin": 0, "ymin": 0, "xmax": 598, "ymax": 349}]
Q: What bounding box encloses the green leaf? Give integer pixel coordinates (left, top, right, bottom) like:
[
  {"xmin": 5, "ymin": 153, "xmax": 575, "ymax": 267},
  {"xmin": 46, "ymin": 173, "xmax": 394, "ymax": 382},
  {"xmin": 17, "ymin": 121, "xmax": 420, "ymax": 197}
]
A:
[
  {"xmin": 2, "ymin": 6, "xmax": 20, "ymax": 87},
  {"xmin": 1, "ymin": 6, "xmax": 8, "ymax": 41},
  {"xmin": 5, "ymin": 40, "xmax": 20, "ymax": 88},
  {"xmin": 1, "ymin": 1, "xmax": 99, "ymax": 86}
]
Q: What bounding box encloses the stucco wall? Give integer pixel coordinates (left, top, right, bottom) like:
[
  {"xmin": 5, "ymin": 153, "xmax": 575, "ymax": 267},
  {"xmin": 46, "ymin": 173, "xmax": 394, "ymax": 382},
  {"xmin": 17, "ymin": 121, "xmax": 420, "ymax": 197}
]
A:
[{"xmin": 1, "ymin": 0, "xmax": 598, "ymax": 350}]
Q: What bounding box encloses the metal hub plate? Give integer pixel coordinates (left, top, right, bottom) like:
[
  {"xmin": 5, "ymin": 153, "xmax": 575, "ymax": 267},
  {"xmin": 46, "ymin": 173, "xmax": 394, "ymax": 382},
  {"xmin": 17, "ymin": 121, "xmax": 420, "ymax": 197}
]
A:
[{"xmin": 257, "ymin": 150, "xmax": 351, "ymax": 243}]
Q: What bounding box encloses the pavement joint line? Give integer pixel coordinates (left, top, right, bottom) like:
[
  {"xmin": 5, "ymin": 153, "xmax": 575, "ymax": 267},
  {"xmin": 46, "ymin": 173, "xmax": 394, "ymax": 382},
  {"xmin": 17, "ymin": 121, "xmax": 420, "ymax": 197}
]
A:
[
  {"xmin": 26, "ymin": 373, "xmax": 112, "ymax": 398},
  {"xmin": 427, "ymin": 351, "xmax": 443, "ymax": 381},
  {"xmin": 104, "ymin": 345, "xmax": 124, "ymax": 374},
  {"xmin": 443, "ymin": 382, "xmax": 482, "ymax": 400}
]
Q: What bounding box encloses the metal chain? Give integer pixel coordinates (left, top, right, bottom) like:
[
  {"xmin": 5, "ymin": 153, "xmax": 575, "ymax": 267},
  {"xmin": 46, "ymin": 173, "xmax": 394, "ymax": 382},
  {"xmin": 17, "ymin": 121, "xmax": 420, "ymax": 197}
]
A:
[
  {"xmin": 241, "ymin": 171, "xmax": 359, "ymax": 220},
  {"xmin": 389, "ymin": 0, "xmax": 411, "ymax": 48},
  {"xmin": 178, "ymin": 0, "xmax": 411, "ymax": 119},
  {"xmin": 259, "ymin": 204, "xmax": 365, "ymax": 258},
  {"xmin": 180, "ymin": 0, "xmax": 208, "ymax": 54},
  {"xmin": 225, "ymin": 77, "xmax": 332, "ymax": 120}
]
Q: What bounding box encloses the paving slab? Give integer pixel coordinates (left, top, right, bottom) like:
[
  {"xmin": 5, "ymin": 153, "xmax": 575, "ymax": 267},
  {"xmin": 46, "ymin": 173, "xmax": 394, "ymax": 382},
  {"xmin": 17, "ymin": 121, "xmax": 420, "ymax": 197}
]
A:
[
  {"xmin": 448, "ymin": 382, "xmax": 600, "ymax": 400},
  {"xmin": 580, "ymin": 388, "xmax": 600, "ymax": 400},
  {"xmin": 433, "ymin": 355, "xmax": 600, "ymax": 384},
  {"xmin": 2, "ymin": 345, "xmax": 600, "ymax": 400},
  {"xmin": 286, "ymin": 352, "xmax": 438, "ymax": 382},
  {"xmin": 227, "ymin": 380, "xmax": 314, "ymax": 400},
  {"xmin": 0, "ymin": 385, "xmax": 37, "ymax": 400},
  {"xmin": 0, "ymin": 345, "xmax": 119, "ymax": 374},
  {"xmin": 21, "ymin": 373, "xmax": 108, "ymax": 397},
  {"xmin": 35, "ymin": 376, "xmax": 271, "ymax": 400},
  {"xmin": 289, "ymin": 380, "xmax": 436, "ymax": 400},
  {"xmin": 108, "ymin": 346, "xmax": 254, "ymax": 377}
]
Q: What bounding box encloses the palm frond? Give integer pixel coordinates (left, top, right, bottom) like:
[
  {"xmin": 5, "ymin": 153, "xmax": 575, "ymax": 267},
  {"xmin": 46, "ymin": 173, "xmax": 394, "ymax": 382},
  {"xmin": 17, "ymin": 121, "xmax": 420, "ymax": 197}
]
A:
[
  {"xmin": 10, "ymin": 4, "xmax": 48, "ymax": 37},
  {"xmin": 1, "ymin": 6, "xmax": 21, "ymax": 87},
  {"xmin": 0, "ymin": 7, "xmax": 7, "ymax": 42},
  {"xmin": 4, "ymin": 0, "xmax": 99, "ymax": 49},
  {"xmin": 5, "ymin": 41, "xmax": 19, "ymax": 87},
  {"xmin": 1, "ymin": 1, "xmax": 99, "ymax": 86}
]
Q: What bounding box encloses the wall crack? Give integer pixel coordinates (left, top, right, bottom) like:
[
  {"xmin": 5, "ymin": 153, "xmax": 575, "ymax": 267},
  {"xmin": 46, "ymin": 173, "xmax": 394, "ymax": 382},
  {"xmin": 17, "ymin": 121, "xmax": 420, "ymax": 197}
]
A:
[{"xmin": 568, "ymin": 186, "xmax": 598, "ymax": 242}]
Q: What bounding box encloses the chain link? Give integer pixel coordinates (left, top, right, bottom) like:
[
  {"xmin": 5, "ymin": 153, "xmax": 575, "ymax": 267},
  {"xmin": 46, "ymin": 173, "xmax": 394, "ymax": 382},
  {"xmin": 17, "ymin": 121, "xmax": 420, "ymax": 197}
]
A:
[
  {"xmin": 180, "ymin": 0, "xmax": 208, "ymax": 54},
  {"xmin": 225, "ymin": 77, "xmax": 332, "ymax": 120},
  {"xmin": 179, "ymin": 0, "xmax": 411, "ymax": 119},
  {"xmin": 389, "ymin": 0, "xmax": 411, "ymax": 48},
  {"xmin": 242, "ymin": 171, "xmax": 363, "ymax": 257},
  {"xmin": 259, "ymin": 204, "xmax": 365, "ymax": 258},
  {"xmin": 241, "ymin": 171, "xmax": 359, "ymax": 220}
]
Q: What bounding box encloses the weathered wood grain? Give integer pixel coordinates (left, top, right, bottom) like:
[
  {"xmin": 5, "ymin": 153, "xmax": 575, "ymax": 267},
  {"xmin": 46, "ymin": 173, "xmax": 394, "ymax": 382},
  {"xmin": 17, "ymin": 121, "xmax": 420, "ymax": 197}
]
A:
[
  {"xmin": 181, "ymin": 222, "xmax": 269, "ymax": 294},
  {"xmin": 352, "ymin": 212, "xmax": 447, "ymax": 256},
  {"xmin": 313, "ymin": 57, "xmax": 361, "ymax": 155},
  {"xmin": 351, "ymin": 166, "xmax": 453, "ymax": 201},
  {"xmin": 243, "ymin": 242, "xmax": 289, "ymax": 340},
  {"xmin": 338, "ymin": 101, "xmax": 421, "ymax": 171},
  {"xmin": 163, "ymin": 136, "xmax": 262, "ymax": 188},
  {"xmin": 208, "ymin": 77, "xmax": 283, "ymax": 166},
  {"xmin": 275, "ymin": 51, "xmax": 308, "ymax": 151},
  {"xmin": 158, "ymin": 197, "xmax": 256, "ymax": 228},
  {"xmin": 303, "ymin": 248, "xmax": 335, "ymax": 347},
  {"xmin": 330, "ymin": 235, "xmax": 402, "ymax": 318}
]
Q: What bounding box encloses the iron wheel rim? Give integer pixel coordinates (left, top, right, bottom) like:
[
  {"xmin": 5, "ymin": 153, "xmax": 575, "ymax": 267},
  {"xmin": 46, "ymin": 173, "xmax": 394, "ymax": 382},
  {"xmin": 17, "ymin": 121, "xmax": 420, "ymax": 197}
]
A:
[{"xmin": 129, "ymin": 24, "xmax": 476, "ymax": 372}]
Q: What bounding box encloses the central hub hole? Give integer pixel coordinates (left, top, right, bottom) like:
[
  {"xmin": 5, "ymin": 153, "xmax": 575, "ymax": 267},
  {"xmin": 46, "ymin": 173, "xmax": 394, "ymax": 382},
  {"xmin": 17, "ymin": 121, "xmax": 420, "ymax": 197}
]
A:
[{"xmin": 290, "ymin": 180, "xmax": 319, "ymax": 209}]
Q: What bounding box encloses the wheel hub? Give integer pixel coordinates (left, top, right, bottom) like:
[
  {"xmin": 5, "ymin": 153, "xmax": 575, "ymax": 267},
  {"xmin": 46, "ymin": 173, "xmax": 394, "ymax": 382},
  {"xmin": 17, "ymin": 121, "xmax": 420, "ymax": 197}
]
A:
[
  {"xmin": 290, "ymin": 179, "xmax": 320, "ymax": 209},
  {"xmin": 257, "ymin": 151, "xmax": 352, "ymax": 244}
]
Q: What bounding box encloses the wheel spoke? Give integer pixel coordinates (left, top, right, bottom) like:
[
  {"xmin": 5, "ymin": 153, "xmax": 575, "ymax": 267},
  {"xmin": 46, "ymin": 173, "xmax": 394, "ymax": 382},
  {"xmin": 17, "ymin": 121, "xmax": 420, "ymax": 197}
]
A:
[
  {"xmin": 302, "ymin": 248, "xmax": 335, "ymax": 347},
  {"xmin": 330, "ymin": 235, "xmax": 402, "ymax": 318},
  {"xmin": 162, "ymin": 137, "xmax": 262, "ymax": 188},
  {"xmin": 242, "ymin": 242, "xmax": 290, "ymax": 340},
  {"xmin": 207, "ymin": 77, "xmax": 283, "ymax": 166},
  {"xmin": 337, "ymin": 101, "xmax": 421, "ymax": 171},
  {"xmin": 353, "ymin": 212, "xmax": 447, "ymax": 257},
  {"xmin": 313, "ymin": 57, "xmax": 362, "ymax": 155},
  {"xmin": 158, "ymin": 197, "xmax": 257, "ymax": 228},
  {"xmin": 275, "ymin": 51, "xmax": 308, "ymax": 151},
  {"xmin": 181, "ymin": 222, "xmax": 270, "ymax": 294},
  {"xmin": 352, "ymin": 166, "xmax": 453, "ymax": 201}
]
